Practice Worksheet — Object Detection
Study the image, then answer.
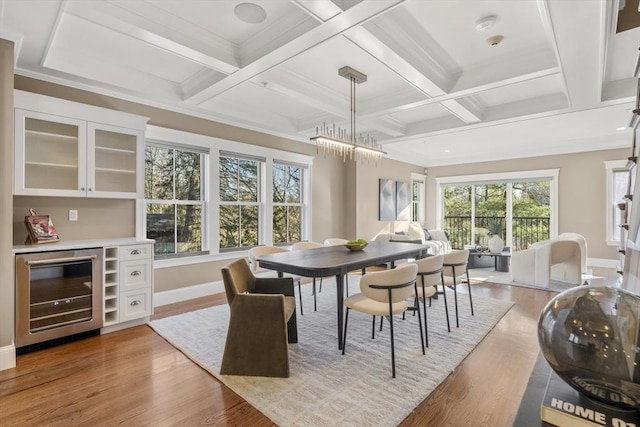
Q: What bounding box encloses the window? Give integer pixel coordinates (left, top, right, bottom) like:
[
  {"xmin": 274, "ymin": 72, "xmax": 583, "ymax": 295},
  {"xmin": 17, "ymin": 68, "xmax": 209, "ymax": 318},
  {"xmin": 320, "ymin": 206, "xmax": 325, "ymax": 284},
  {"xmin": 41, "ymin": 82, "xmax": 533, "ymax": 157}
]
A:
[
  {"xmin": 605, "ymin": 160, "xmax": 630, "ymax": 245},
  {"xmin": 436, "ymin": 169, "xmax": 559, "ymax": 251},
  {"xmin": 273, "ymin": 162, "xmax": 303, "ymax": 243},
  {"xmin": 411, "ymin": 173, "xmax": 425, "ymax": 224},
  {"xmin": 143, "ymin": 125, "xmax": 313, "ymax": 264},
  {"xmin": 219, "ymin": 155, "xmax": 260, "ymax": 250},
  {"xmin": 145, "ymin": 143, "xmax": 207, "ymax": 258}
]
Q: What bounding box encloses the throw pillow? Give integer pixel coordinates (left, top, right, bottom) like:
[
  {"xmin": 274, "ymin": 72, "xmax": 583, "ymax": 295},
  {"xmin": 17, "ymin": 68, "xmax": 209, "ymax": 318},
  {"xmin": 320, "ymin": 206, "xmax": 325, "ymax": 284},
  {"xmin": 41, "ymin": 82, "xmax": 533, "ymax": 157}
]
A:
[{"xmin": 424, "ymin": 229, "xmax": 432, "ymax": 241}]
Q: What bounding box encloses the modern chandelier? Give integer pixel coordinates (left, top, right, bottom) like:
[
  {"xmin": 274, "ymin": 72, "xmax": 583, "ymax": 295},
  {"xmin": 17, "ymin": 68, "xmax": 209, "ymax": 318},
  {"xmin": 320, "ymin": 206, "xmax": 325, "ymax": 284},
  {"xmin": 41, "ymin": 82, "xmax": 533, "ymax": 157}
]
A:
[{"xmin": 311, "ymin": 66, "xmax": 386, "ymax": 163}]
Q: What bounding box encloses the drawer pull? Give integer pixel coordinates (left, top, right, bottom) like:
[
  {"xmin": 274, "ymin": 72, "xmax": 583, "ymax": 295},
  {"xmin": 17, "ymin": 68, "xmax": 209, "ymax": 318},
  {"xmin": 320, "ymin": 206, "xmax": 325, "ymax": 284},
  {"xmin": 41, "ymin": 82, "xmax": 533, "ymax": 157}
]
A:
[
  {"xmin": 130, "ymin": 249, "xmax": 141, "ymax": 255},
  {"xmin": 130, "ymin": 270, "xmax": 142, "ymax": 277},
  {"xmin": 130, "ymin": 300, "xmax": 141, "ymax": 306}
]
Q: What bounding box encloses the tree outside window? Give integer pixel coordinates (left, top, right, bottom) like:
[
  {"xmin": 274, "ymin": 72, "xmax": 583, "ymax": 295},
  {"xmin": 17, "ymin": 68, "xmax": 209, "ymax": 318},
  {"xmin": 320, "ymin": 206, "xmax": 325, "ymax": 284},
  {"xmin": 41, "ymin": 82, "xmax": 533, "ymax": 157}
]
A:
[
  {"xmin": 273, "ymin": 163, "xmax": 302, "ymax": 243},
  {"xmin": 145, "ymin": 145, "xmax": 204, "ymax": 257},
  {"xmin": 219, "ymin": 156, "xmax": 260, "ymax": 249}
]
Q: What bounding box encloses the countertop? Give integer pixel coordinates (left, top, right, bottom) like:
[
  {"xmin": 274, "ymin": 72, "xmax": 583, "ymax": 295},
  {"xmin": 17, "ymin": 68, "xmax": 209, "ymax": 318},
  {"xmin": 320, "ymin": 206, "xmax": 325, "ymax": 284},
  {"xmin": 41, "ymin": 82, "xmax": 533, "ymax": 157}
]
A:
[{"xmin": 13, "ymin": 238, "xmax": 154, "ymax": 254}]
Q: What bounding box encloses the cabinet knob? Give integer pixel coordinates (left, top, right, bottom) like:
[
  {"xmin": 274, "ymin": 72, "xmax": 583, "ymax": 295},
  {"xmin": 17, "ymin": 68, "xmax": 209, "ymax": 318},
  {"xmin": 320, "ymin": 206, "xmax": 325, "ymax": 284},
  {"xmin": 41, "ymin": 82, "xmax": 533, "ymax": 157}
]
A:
[
  {"xmin": 130, "ymin": 300, "xmax": 141, "ymax": 306},
  {"xmin": 88, "ymin": 188, "xmax": 92, "ymax": 191},
  {"xmin": 130, "ymin": 270, "xmax": 141, "ymax": 276},
  {"xmin": 80, "ymin": 187, "xmax": 85, "ymax": 191},
  {"xmin": 130, "ymin": 249, "xmax": 141, "ymax": 255}
]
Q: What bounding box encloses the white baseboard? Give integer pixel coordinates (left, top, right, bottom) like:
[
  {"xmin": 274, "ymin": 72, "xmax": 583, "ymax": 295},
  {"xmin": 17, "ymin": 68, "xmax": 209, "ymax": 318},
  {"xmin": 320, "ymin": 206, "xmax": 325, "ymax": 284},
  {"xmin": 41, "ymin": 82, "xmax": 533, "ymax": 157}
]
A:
[
  {"xmin": 0, "ymin": 342, "xmax": 16, "ymax": 371},
  {"xmin": 154, "ymin": 281, "xmax": 224, "ymax": 307},
  {"xmin": 587, "ymin": 258, "xmax": 618, "ymax": 269}
]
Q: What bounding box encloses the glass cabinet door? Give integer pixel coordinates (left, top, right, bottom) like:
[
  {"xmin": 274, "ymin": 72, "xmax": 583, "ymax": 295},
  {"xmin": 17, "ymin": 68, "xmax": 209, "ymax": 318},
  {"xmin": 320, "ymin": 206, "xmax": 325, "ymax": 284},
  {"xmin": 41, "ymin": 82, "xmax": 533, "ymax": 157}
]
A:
[
  {"xmin": 88, "ymin": 123, "xmax": 143, "ymax": 198},
  {"xmin": 15, "ymin": 110, "xmax": 86, "ymax": 196}
]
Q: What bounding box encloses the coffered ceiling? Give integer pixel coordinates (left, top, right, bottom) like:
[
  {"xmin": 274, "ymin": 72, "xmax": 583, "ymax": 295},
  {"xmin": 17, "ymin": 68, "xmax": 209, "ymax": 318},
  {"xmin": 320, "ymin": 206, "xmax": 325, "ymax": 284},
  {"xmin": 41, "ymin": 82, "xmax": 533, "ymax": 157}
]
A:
[{"xmin": 1, "ymin": 0, "xmax": 638, "ymax": 166}]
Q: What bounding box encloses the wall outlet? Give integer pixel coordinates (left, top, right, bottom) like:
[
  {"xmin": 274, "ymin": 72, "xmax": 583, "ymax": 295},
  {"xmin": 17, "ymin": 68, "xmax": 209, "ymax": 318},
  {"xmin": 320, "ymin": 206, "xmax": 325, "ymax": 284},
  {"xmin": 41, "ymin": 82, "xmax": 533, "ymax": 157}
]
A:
[{"xmin": 69, "ymin": 210, "xmax": 78, "ymax": 221}]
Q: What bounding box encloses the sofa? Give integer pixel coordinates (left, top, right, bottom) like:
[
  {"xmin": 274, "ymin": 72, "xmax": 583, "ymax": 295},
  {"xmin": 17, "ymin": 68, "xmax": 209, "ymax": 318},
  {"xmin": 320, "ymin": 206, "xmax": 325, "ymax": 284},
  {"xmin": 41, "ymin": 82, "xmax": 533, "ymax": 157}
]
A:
[
  {"xmin": 510, "ymin": 238, "xmax": 583, "ymax": 287},
  {"xmin": 406, "ymin": 222, "xmax": 452, "ymax": 256}
]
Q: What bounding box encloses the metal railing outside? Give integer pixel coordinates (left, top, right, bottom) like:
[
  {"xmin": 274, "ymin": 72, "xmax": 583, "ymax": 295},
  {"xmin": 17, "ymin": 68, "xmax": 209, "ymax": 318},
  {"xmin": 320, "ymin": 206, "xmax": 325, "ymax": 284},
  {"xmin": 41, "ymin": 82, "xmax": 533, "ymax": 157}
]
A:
[{"xmin": 443, "ymin": 216, "xmax": 550, "ymax": 251}]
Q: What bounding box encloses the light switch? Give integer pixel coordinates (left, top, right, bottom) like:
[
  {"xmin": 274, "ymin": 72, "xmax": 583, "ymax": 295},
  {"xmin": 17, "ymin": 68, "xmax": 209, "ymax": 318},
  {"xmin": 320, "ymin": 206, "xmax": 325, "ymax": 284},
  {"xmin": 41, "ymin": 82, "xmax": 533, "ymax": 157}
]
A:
[{"xmin": 69, "ymin": 210, "xmax": 78, "ymax": 221}]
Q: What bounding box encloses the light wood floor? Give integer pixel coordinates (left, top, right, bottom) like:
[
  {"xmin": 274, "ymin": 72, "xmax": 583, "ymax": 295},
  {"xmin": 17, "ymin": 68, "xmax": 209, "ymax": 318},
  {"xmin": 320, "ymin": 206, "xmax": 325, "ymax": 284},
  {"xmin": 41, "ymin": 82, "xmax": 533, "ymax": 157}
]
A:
[{"xmin": 0, "ymin": 268, "xmax": 619, "ymax": 427}]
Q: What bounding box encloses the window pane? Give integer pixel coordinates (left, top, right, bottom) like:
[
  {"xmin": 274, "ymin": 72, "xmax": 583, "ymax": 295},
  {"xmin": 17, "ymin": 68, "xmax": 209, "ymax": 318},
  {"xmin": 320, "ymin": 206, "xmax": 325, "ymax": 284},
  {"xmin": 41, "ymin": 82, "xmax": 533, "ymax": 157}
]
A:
[
  {"xmin": 286, "ymin": 167, "xmax": 301, "ymax": 203},
  {"xmin": 273, "ymin": 205, "xmax": 287, "ymax": 243},
  {"xmin": 288, "ymin": 206, "xmax": 301, "ymax": 241},
  {"xmin": 273, "ymin": 164, "xmax": 286, "ymax": 203},
  {"xmin": 177, "ymin": 204, "xmax": 202, "ymax": 253},
  {"xmin": 238, "ymin": 160, "xmax": 258, "ymax": 202},
  {"xmin": 175, "ymin": 151, "xmax": 201, "ymax": 200},
  {"xmin": 219, "ymin": 157, "xmax": 238, "ymax": 202},
  {"xmin": 145, "ymin": 146, "xmax": 173, "ymax": 200},
  {"xmin": 240, "ymin": 205, "xmax": 259, "ymax": 246},
  {"xmin": 147, "ymin": 203, "xmax": 175, "ymax": 255},
  {"xmin": 219, "ymin": 205, "xmax": 239, "ymax": 248},
  {"xmin": 273, "ymin": 206, "xmax": 301, "ymax": 243}
]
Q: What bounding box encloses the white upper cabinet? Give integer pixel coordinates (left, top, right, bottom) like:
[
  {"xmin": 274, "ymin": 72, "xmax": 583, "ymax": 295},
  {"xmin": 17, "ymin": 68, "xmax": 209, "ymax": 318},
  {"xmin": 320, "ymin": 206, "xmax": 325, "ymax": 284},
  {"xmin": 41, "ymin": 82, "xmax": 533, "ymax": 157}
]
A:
[{"xmin": 14, "ymin": 91, "xmax": 148, "ymax": 198}]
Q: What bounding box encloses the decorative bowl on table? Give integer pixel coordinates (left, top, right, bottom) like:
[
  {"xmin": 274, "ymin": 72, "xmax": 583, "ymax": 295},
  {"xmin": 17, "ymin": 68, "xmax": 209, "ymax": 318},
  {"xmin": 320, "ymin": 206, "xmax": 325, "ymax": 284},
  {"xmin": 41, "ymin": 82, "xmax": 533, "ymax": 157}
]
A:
[{"xmin": 345, "ymin": 240, "xmax": 368, "ymax": 251}]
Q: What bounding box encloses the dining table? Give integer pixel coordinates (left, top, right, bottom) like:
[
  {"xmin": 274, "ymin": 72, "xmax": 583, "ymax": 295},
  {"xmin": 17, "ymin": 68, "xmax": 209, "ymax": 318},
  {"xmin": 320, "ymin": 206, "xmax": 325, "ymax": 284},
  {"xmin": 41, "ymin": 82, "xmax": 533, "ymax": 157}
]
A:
[{"xmin": 256, "ymin": 240, "xmax": 431, "ymax": 349}]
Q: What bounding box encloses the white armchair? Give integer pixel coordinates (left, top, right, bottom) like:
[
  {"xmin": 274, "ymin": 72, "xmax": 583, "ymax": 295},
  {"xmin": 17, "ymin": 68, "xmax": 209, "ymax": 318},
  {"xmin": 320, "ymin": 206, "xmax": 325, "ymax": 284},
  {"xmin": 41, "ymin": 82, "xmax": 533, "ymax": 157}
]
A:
[{"xmin": 510, "ymin": 239, "xmax": 582, "ymax": 287}]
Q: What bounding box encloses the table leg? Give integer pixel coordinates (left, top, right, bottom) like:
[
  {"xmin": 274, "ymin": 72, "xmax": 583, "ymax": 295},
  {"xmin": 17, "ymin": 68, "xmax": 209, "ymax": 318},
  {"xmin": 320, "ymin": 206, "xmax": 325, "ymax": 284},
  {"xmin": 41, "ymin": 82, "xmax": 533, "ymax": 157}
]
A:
[{"xmin": 336, "ymin": 273, "xmax": 344, "ymax": 350}]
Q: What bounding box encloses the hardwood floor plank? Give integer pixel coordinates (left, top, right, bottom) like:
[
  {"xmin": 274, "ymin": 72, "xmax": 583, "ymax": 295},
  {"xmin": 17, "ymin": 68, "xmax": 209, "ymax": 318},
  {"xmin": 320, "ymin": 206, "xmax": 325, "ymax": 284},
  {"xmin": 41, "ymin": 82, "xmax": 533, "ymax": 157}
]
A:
[{"xmin": 0, "ymin": 268, "xmax": 619, "ymax": 426}]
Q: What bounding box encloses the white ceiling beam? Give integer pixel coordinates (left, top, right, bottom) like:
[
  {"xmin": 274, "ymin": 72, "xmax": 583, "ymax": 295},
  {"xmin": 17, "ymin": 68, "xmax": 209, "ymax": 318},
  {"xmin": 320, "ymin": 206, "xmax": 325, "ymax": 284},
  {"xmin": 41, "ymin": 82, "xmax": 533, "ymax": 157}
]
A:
[
  {"xmin": 66, "ymin": 1, "xmax": 239, "ymax": 74},
  {"xmin": 290, "ymin": 0, "xmax": 342, "ymax": 22},
  {"xmin": 184, "ymin": 0, "xmax": 407, "ymax": 105}
]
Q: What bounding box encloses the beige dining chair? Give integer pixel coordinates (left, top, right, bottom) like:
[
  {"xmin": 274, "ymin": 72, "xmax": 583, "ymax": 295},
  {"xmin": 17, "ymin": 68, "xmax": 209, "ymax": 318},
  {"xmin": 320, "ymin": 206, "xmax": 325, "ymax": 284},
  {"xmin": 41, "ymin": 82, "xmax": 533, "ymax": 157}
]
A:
[
  {"xmin": 248, "ymin": 246, "xmax": 305, "ymax": 315},
  {"xmin": 291, "ymin": 241, "xmax": 325, "ymax": 311},
  {"xmin": 342, "ymin": 262, "xmax": 424, "ymax": 378},
  {"xmin": 442, "ymin": 249, "xmax": 471, "ymax": 328},
  {"xmin": 412, "ymin": 255, "xmax": 449, "ymax": 348}
]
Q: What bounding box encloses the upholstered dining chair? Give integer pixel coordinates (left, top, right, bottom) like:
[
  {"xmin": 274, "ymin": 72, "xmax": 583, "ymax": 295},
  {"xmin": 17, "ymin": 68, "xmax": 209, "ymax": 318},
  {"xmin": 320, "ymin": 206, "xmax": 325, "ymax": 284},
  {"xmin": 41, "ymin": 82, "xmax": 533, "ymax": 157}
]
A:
[
  {"xmin": 220, "ymin": 258, "xmax": 298, "ymax": 377},
  {"xmin": 412, "ymin": 255, "xmax": 449, "ymax": 347},
  {"xmin": 292, "ymin": 241, "xmax": 325, "ymax": 311},
  {"xmin": 342, "ymin": 262, "xmax": 424, "ymax": 378},
  {"xmin": 249, "ymin": 245, "xmax": 305, "ymax": 315},
  {"xmin": 442, "ymin": 249, "xmax": 471, "ymax": 328}
]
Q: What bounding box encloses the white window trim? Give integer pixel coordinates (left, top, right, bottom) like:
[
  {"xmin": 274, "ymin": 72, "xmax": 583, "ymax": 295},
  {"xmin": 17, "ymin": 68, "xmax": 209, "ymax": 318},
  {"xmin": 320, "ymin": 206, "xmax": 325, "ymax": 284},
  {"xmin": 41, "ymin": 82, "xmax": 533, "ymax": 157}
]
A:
[
  {"xmin": 605, "ymin": 160, "xmax": 628, "ymax": 246},
  {"xmin": 435, "ymin": 168, "xmax": 559, "ymax": 241},
  {"xmin": 411, "ymin": 172, "xmax": 426, "ymax": 226},
  {"xmin": 143, "ymin": 125, "xmax": 313, "ymax": 268}
]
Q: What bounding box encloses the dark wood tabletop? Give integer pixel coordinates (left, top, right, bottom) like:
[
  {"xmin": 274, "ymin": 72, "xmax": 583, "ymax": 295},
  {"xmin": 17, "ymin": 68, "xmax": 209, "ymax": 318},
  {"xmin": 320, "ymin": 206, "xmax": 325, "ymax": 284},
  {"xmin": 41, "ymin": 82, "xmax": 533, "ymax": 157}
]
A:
[{"xmin": 257, "ymin": 240, "xmax": 431, "ymax": 349}]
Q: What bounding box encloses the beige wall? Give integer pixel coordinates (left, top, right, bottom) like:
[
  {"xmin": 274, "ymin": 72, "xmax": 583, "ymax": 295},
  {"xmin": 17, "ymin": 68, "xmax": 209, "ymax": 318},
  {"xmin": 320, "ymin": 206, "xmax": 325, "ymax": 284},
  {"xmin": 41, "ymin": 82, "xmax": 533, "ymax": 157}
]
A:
[
  {"xmin": 425, "ymin": 148, "xmax": 628, "ymax": 260},
  {"xmin": 355, "ymin": 157, "xmax": 425, "ymax": 240},
  {"xmin": 1, "ymin": 40, "xmax": 15, "ymax": 351},
  {"xmin": 11, "ymin": 77, "xmax": 353, "ymax": 294}
]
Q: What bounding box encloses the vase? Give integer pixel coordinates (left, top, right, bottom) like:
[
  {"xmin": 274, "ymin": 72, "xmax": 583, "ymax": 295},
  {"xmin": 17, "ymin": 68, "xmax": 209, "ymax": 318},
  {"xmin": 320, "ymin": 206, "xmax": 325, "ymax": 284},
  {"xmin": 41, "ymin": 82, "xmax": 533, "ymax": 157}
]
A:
[{"xmin": 487, "ymin": 235, "xmax": 504, "ymax": 253}]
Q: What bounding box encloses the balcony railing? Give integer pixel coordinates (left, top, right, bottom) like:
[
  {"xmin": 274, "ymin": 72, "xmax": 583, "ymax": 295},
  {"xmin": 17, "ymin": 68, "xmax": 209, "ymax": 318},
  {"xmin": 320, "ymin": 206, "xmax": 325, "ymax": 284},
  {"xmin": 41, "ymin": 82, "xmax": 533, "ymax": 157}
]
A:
[{"xmin": 443, "ymin": 216, "xmax": 550, "ymax": 251}]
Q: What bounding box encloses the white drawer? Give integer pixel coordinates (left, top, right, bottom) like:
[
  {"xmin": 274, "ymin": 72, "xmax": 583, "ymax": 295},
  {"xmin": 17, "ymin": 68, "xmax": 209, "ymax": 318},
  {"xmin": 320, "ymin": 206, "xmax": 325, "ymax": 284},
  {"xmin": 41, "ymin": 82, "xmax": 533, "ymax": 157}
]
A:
[
  {"xmin": 119, "ymin": 289, "xmax": 152, "ymax": 322},
  {"xmin": 120, "ymin": 259, "xmax": 151, "ymax": 292},
  {"xmin": 120, "ymin": 244, "xmax": 153, "ymax": 261}
]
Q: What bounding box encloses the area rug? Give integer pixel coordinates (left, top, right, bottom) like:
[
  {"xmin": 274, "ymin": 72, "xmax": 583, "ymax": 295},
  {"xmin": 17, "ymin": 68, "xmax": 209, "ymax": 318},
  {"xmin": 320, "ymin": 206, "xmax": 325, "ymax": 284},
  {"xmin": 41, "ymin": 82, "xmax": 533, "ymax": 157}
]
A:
[{"xmin": 148, "ymin": 276, "xmax": 513, "ymax": 427}]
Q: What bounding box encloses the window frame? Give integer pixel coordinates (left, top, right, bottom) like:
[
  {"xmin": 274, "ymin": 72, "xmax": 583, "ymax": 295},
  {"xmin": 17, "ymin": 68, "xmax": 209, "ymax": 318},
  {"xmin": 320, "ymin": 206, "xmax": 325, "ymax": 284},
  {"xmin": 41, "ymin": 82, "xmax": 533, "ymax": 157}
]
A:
[
  {"xmin": 605, "ymin": 160, "xmax": 630, "ymax": 246},
  {"xmin": 410, "ymin": 173, "xmax": 426, "ymax": 225},
  {"xmin": 141, "ymin": 125, "xmax": 313, "ymax": 269},
  {"xmin": 144, "ymin": 142, "xmax": 209, "ymax": 260},
  {"xmin": 272, "ymin": 161, "xmax": 307, "ymax": 245}
]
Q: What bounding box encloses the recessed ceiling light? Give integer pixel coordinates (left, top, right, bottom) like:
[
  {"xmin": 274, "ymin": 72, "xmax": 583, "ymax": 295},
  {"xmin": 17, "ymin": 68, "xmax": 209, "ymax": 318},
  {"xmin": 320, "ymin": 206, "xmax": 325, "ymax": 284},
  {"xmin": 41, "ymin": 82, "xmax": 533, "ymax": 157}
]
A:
[
  {"xmin": 234, "ymin": 3, "xmax": 267, "ymax": 24},
  {"xmin": 486, "ymin": 35, "xmax": 504, "ymax": 46},
  {"xmin": 475, "ymin": 15, "xmax": 498, "ymax": 32},
  {"xmin": 617, "ymin": 127, "xmax": 628, "ymax": 131},
  {"xmin": 444, "ymin": 149, "xmax": 451, "ymax": 153}
]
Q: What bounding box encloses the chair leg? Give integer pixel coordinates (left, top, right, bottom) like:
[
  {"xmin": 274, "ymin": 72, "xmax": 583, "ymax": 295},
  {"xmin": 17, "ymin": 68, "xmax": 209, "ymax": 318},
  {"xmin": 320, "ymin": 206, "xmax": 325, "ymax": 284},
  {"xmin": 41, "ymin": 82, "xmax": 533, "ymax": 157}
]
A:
[
  {"xmin": 415, "ymin": 282, "xmax": 426, "ymax": 354},
  {"xmin": 342, "ymin": 308, "xmax": 350, "ymax": 355},
  {"xmin": 387, "ymin": 295, "xmax": 396, "ymax": 378},
  {"xmin": 440, "ymin": 276, "xmax": 451, "ymax": 333},
  {"xmin": 312, "ymin": 278, "xmax": 317, "ymax": 312},
  {"xmin": 371, "ymin": 315, "xmax": 376, "ymax": 339},
  {"xmin": 451, "ymin": 269, "xmax": 459, "ymax": 328},
  {"xmin": 420, "ymin": 277, "xmax": 428, "ymax": 348},
  {"xmin": 380, "ymin": 315, "xmax": 384, "ymax": 331},
  {"xmin": 466, "ymin": 269, "xmax": 474, "ymax": 316},
  {"xmin": 319, "ymin": 277, "xmax": 323, "ymax": 293},
  {"xmin": 298, "ymin": 281, "xmax": 304, "ymax": 316}
]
